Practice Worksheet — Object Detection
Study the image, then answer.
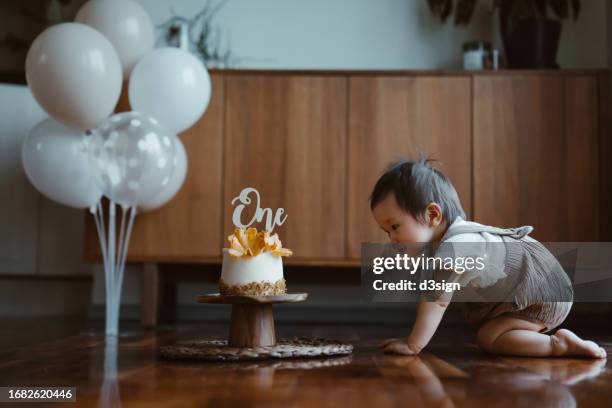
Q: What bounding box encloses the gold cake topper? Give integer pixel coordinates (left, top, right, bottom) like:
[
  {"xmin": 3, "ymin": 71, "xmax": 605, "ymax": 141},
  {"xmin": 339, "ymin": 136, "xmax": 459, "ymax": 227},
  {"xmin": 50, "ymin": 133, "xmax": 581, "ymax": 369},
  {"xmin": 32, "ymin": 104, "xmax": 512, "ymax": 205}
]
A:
[{"xmin": 227, "ymin": 227, "xmax": 292, "ymax": 258}]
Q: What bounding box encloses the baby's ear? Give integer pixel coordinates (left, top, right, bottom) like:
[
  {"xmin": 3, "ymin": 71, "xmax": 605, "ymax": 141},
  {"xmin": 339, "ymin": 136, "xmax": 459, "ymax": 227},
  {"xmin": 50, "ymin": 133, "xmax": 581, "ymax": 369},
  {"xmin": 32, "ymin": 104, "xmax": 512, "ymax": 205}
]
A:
[{"xmin": 425, "ymin": 203, "xmax": 443, "ymax": 227}]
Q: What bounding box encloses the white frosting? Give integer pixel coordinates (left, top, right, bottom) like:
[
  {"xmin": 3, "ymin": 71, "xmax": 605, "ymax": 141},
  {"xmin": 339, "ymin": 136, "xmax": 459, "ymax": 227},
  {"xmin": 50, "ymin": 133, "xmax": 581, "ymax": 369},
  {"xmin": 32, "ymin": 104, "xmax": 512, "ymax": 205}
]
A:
[{"xmin": 220, "ymin": 249, "xmax": 284, "ymax": 286}]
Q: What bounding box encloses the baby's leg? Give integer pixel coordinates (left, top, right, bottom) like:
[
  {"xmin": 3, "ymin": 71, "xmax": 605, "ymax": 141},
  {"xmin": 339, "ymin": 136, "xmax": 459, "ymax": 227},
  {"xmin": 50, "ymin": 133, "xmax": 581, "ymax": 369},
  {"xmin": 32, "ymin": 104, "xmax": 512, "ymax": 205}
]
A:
[{"xmin": 476, "ymin": 316, "xmax": 606, "ymax": 358}]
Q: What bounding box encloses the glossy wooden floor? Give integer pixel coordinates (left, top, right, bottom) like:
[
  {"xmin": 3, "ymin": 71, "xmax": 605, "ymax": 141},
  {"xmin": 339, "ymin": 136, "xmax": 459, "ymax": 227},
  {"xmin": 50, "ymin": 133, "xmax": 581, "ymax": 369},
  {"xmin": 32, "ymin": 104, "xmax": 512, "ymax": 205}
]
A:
[{"xmin": 1, "ymin": 318, "xmax": 611, "ymax": 407}]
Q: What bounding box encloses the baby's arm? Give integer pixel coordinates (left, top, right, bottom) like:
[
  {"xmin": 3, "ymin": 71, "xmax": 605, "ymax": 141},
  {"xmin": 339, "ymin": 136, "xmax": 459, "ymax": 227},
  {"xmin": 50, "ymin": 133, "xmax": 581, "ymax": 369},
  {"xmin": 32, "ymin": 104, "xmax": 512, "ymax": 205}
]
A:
[
  {"xmin": 380, "ymin": 300, "xmax": 449, "ymax": 355},
  {"xmin": 407, "ymin": 300, "xmax": 449, "ymax": 351}
]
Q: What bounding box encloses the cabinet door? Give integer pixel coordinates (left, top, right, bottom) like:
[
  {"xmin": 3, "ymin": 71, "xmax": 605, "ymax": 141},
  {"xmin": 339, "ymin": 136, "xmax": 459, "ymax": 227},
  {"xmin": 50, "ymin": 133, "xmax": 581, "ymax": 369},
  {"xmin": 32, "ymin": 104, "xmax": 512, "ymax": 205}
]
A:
[
  {"xmin": 84, "ymin": 73, "xmax": 225, "ymax": 261},
  {"xmin": 223, "ymin": 75, "xmax": 347, "ymax": 259},
  {"xmin": 347, "ymin": 76, "xmax": 472, "ymax": 258},
  {"xmin": 473, "ymin": 75, "xmax": 599, "ymax": 241}
]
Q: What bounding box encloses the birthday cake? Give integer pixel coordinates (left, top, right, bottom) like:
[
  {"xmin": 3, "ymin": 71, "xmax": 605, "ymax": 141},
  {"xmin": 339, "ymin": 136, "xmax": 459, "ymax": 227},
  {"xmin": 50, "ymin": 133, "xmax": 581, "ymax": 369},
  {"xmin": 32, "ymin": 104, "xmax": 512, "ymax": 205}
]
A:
[{"xmin": 220, "ymin": 227, "xmax": 293, "ymax": 296}]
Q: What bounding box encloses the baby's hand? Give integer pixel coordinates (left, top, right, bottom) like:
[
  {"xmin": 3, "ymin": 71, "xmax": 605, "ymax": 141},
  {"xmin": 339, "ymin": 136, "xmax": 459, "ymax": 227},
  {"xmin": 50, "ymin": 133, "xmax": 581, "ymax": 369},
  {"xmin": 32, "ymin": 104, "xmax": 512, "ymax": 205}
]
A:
[{"xmin": 379, "ymin": 338, "xmax": 419, "ymax": 355}]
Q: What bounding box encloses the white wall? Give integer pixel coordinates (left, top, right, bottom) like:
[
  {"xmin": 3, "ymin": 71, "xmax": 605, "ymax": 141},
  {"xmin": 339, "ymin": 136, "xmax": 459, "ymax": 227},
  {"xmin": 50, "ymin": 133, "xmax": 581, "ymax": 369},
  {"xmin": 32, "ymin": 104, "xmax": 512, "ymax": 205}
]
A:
[
  {"xmin": 0, "ymin": 85, "xmax": 94, "ymax": 317},
  {"xmin": 0, "ymin": 85, "xmax": 91, "ymax": 278},
  {"xmin": 0, "ymin": 85, "xmax": 46, "ymax": 275},
  {"xmin": 140, "ymin": 0, "xmax": 607, "ymax": 69},
  {"xmin": 555, "ymin": 0, "xmax": 608, "ymax": 68}
]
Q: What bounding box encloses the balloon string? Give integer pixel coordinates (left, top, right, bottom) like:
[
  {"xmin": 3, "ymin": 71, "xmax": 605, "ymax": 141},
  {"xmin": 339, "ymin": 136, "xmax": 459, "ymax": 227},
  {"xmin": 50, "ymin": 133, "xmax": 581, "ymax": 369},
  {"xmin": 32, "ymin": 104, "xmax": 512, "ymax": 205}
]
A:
[
  {"xmin": 93, "ymin": 200, "xmax": 113, "ymax": 336},
  {"xmin": 97, "ymin": 200, "xmax": 107, "ymax": 265},
  {"xmin": 116, "ymin": 206, "xmax": 137, "ymax": 308},
  {"xmin": 115, "ymin": 205, "xmax": 127, "ymax": 282},
  {"xmin": 107, "ymin": 201, "xmax": 117, "ymax": 336},
  {"xmin": 93, "ymin": 201, "xmax": 109, "ymax": 271},
  {"xmin": 113, "ymin": 205, "xmax": 128, "ymax": 313}
]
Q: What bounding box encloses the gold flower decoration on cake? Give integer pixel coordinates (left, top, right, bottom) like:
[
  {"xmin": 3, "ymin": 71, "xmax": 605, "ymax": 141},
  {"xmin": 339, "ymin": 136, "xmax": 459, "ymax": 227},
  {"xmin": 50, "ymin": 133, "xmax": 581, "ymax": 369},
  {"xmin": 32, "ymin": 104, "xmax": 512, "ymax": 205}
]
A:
[{"xmin": 227, "ymin": 227, "xmax": 293, "ymax": 258}]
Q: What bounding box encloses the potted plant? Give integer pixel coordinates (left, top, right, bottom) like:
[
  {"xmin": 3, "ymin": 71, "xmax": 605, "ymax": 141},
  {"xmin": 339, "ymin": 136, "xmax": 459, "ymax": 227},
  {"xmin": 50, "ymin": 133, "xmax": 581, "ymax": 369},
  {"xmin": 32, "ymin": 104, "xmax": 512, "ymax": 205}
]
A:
[{"xmin": 426, "ymin": 0, "xmax": 581, "ymax": 69}]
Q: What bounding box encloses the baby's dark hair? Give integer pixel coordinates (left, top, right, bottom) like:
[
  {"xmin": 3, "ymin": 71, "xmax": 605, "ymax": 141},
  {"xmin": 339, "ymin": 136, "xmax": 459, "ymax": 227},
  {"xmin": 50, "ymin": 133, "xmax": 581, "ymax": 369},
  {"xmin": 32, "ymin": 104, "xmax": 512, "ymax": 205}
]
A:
[{"xmin": 369, "ymin": 158, "xmax": 465, "ymax": 224}]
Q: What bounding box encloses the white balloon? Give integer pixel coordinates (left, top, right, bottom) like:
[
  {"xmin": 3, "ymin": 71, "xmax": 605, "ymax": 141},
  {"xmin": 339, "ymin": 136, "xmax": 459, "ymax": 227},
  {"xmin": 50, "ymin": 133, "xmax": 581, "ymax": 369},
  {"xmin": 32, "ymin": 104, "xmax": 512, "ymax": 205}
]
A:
[
  {"xmin": 90, "ymin": 112, "xmax": 177, "ymax": 207},
  {"xmin": 25, "ymin": 23, "xmax": 122, "ymax": 131},
  {"xmin": 75, "ymin": 0, "xmax": 154, "ymax": 77},
  {"xmin": 129, "ymin": 47, "xmax": 211, "ymax": 134},
  {"xmin": 139, "ymin": 137, "xmax": 187, "ymax": 212},
  {"xmin": 22, "ymin": 118, "xmax": 102, "ymax": 209}
]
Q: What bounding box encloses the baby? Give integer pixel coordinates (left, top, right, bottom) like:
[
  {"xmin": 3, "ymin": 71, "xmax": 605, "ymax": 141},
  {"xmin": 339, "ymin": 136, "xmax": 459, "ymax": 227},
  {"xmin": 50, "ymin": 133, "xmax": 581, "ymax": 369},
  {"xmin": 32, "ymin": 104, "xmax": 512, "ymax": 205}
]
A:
[{"xmin": 371, "ymin": 158, "xmax": 606, "ymax": 359}]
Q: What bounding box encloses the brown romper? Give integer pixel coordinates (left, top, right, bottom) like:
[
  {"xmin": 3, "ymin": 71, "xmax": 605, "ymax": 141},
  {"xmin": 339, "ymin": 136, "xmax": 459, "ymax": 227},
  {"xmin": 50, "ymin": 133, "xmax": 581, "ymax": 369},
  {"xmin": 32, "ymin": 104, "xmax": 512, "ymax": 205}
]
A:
[{"xmin": 440, "ymin": 222, "xmax": 573, "ymax": 333}]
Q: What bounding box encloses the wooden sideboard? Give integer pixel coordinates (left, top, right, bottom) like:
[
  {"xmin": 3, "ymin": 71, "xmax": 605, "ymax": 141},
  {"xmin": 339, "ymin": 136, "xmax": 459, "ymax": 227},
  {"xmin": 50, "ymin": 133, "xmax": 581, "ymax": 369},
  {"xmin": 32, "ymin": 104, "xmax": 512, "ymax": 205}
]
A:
[{"xmin": 84, "ymin": 69, "xmax": 611, "ymax": 266}]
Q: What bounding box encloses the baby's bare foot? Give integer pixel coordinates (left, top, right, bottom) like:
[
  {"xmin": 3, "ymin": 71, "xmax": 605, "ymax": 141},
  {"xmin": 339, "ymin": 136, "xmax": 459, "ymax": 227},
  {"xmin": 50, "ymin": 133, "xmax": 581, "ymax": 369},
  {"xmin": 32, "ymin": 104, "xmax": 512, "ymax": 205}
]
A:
[{"xmin": 551, "ymin": 329, "xmax": 606, "ymax": 359}]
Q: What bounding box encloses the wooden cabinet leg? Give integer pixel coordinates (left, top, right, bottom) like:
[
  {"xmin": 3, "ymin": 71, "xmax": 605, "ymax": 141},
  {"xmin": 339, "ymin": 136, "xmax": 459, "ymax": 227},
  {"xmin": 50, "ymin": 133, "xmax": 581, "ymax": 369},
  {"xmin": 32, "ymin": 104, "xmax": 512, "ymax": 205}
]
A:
[
  {"xmin": 228, "ymin": 304, "xmax": 276, "ymax": 347},
  {"xmin": 159, "ymin": 280, "xmax": 177, "ymax": 325},
  {"xmin": 142, "ymin": 263, "xmax": 177, "ymax": 327},
  {"xmin": 141, "ymin": 263, "xmax": 160, "ymax": 328}
]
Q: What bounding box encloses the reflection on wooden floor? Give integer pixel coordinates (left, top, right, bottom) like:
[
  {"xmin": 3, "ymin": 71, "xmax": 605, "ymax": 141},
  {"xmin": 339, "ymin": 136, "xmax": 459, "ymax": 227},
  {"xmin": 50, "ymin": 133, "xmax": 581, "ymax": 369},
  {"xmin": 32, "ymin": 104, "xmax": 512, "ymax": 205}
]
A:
[{"xmin": 0, "ymin": 319, "xmax": 610, "ymax": 407}]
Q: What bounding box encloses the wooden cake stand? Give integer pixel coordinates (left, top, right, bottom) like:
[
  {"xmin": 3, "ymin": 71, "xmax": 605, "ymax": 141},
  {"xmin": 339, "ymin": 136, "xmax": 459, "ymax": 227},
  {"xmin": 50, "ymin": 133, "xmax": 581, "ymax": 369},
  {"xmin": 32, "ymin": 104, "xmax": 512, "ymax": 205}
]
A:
[
  {"xmin": 195, "ymin": 293, "xmax": 308, "ymax": 347},
  {"xmin": 159, "ymin": 293, "xmax": 354, "ymax": 361}
]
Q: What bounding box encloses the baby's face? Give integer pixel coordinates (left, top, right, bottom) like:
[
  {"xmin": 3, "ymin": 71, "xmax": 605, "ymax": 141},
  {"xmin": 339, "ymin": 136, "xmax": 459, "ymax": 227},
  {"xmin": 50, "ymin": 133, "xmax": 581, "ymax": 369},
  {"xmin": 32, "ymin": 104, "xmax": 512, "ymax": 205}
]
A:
[{"xmin": 372, "ymin": 193, "xmax": 435, "ymax": 243}]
